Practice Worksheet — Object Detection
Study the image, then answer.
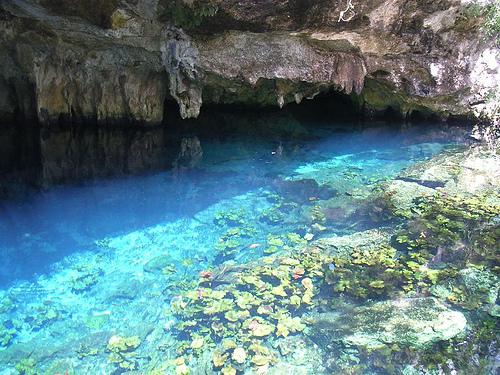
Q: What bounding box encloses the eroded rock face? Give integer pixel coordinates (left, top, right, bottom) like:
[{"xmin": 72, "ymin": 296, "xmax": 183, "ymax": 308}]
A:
[
  {"xmin": 197, "ymin": 32, "xmax": 366, "ymax": 108},
  {"xmin": 0, "ymin": 0, "xmax": 498, "ymax": 124},
  {"xmin": 1, "ymin": 0, "xmax": 167, "ymax": 125},
  {"xmin": 34, "ymin": 47, "xmax": 167, "ymax": 125},
  {"xmin": 161, "ymin": 28, "xmax": 203, "ymax": 119}
]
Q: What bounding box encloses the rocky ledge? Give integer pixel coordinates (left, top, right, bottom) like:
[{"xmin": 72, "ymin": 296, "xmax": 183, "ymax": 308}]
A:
[{"xmin": 0, "ymin": 0, "xmax": 499, "ymax": 125}]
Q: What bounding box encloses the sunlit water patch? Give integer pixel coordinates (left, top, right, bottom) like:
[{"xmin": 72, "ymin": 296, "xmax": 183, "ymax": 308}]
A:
[{"xmin": 0, "ymin": 123, "xmax": 478, "ymax": 374}]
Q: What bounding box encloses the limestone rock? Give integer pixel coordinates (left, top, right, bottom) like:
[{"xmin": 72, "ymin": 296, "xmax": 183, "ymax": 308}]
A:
[
  {"xmin": 0, "ymin": 0, "xmax": 498, "ymax": 122},
  {"xmin": 313, "ymin": 229, "xmax": 392, "ymax": 258},
  {"xmin": 161, "ymin": 28, "xmax": 203, "ymax": 119},
  {"xmin": 384, "ymin": 179, "xmax": 436, "ymax": 212},
  {"xmin": 402, "ymin": 144, "xmax": 500, "ymax": 196},
  {"xmin": 143, "ymin": 255, "xmax": 173, "ymax": 274},
  {"xmin": 307, "ymin": 297, "xmax": 467, "ymax": 350}
]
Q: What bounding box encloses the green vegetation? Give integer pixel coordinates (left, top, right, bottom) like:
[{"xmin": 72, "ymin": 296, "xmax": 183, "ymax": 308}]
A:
[
  {"xmin": 15, "ymin": 358, "xmax": 38, "ymax": 375},
  {"xmin": 395, "ymin": 192, "xmax": 499, "ymax": 264},
  {"xmin": 484, "ymin": 3, "xmax": 500, "ymax": 41},
  {"xmin": 70, "ymin": 266, "xmax": 103, "ymax": 293},
  {"xmin": 214, "ymin": 208, "xmax": 248, "ymax": 227},
  {"xmin": 0, "ymin": 322, "xmax": 16, "ymax": 347},
  {"xmin": 162, "ymin": 0, "xmax": 218, "ymax": 31},
  {"xmin": 165, "ymin": 183, "xmax": 499, "ymax": 373},
  {"xmin": 107, "ymin": 335, "xmax": 142, "ymax": 370},
  {"xmin": 169, "ymin": 248, "xmax": 329, "ymax": 373},
  {"xmin": 461, "ymin": 2, "xmax": 500, "ymax": 43}
]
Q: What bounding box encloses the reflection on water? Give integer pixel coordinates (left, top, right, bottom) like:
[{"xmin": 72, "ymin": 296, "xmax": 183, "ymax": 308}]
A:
[{"xmin": 0, "ymin": 116, "xmax": 491, "ymax": 374}]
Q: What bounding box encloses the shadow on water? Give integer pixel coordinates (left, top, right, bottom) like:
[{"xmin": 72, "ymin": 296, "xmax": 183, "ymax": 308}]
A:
[{"xmin": 0, "ymin": 104, "xmax": 470, "ymax": 287}]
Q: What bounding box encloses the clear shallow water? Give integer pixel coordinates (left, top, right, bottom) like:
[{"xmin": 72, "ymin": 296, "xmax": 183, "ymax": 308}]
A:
[{"xmin": 0, "ymin": 122, "xmax": 467, "ymax": 373}]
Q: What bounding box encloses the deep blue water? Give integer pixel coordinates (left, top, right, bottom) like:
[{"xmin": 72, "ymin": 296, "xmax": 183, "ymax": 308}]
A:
[
  {"xmin": 0, "ymin": 122, "xmax": 468, "ymax": 373},
  {"xmin": 0, "ymin": 123, "xmax": 460, "ymax": 286}
]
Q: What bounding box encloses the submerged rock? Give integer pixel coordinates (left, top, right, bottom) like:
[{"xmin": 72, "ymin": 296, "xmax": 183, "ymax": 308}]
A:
[
  {"xmin": 143, "ymin": 255, "xmax": 173, "ymax": 274},
  {"xmin": 307, "ymin": 297, "xmax": 467, "ymax": 350},
  {"xmin": 383, "ymin": 179, "xmax": 436, "ymax": 213},
  {"xmin": 431, "ymin": 266, "xmax": 500, "ymax": 312},
  {"xmin": 271, "ymin": 178, "xmax": 338, "ymax": 203},
  {"xmin": 313, "ymin": 228, "xmax": 392, "ymax": 258},
  {"xmin": 401, "ymin": 145, "xmax": 500, "ymax": 196}
]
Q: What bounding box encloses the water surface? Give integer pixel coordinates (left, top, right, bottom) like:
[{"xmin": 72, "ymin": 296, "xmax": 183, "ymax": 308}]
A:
[{"xmin": 0, "ymin": 121, "xmax": 469, "ymax": 373}]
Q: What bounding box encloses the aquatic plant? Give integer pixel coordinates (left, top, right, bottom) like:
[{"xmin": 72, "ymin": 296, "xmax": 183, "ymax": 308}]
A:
[
  {"xmin": 353, "ymin": 188, "xmax": 409, "ymax": 226},
  {"xmin": 168, "ymin": 248, "xmax": 332, "ymax": 372},
  {"xmin": 221, "ymin": 225, "xmax": 256, "ymax": 241},
  {"xmin": 328, "ymin": 244, "xmax": 399, "ymax": 298},
  {"xmin": 76, "ymin": 344, "xmax": 99, "ymax": 359},
  {"xmin": 325, "ymin": 240, "xmax": 461, "ymax": 299},
  {"xmin": 213, "ymin": 218, "xmax": 259, "ymax": 260},
  {"xmin": 214, "ymin": 237, "xmax": 241, "ymax": 258},
  {"xmin": 173, "ymin": 357, "xmax": 190, "ymax": 375},
  {"xmin": 259, "ymin": 206, "xmax": 285, "ymax": 225},
  {"xmin": 69, "ymin": 265, "xmax": 103, "ymax": 293},
  {"xmin": 324, "ymin": 190, "xmax": 499, "ymax": 303},
  {"xmin": 264, "ymin": 232, "xmax": 308, "ymax": 255},
  {"xmin": 15, "ymin": 358, "xmax": 38, "ymax": 375},
  {"xmin": 27, "ymin": 305, "xmax": 60, "ymax": 330},
  {"xmin": 106, "ymin": 335, "xmax": 141, "ymax": 370},
  {"xmin": 214, "ymin": 209, "xmax": 247, "ymax": 227},
  {"xmin": 395, "ymin": 192, "xmax": 499, "ymax": 264},
  {"xmin": 394, "ymin": 314, "xmax": 499, "ymax": 374},
  {"xmin": 433, "ymin": 265, "xmax": 499, "ymax": 310},
  {"xmin": 0, "ymin": 322, "xmax": 16, "ymax": 347},
  {"xmin": 0, "ymin": 295, "xmax": 14, "ymax": 314}
]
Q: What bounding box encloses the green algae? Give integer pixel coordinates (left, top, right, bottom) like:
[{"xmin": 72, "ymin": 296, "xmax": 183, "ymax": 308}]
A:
[
  {"xmin": 414, "ymin": 315, "xmax": 499, "ymax": 374},
  {"xmin": 434, "ymin": 265, "xmax": 499, "ymax": 310},
  {"xmin": 106, "ymin": 335, "xmax": 142, "ymax": 370},
  {"xmin": 0, "ymin": 295, "xmax": 14, "ymax": 314},
  {"xmin": 76, "ymin": 344, "xmax": 99, "ymax": 359},
  {"xmin": 15, "ymin": 358, "xmax": 38, "ymax": 375},
  {"xmin": 0, "ymin": 322, "xmax": 16, "ymax": 346},
  {"xmin": 214, "ymin": 208, "xmax": 248, "ymax": 227},
  {"xmin": 259, "ymin": 206, "xmax": 285, "ymax": 225},
  {"xmin": 70, "ymin": 265, "xmax": 103, "ymax": 293},
  {"xmin": 26, "ymin": 304, "xmax": 60, "ymax": 331}
]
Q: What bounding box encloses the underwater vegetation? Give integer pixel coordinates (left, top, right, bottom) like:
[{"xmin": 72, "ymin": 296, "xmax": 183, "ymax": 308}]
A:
[
  {"xmin": 395, "ymin": 193, "xmax": 500, "ymax": 264},
  {"xmin": 167, "ymin": 186, "xmax": 499, "ymax": 374},
  {"xmin": 0, "ymin": 132, "xmax": 498, "ymax": 374},
  {"xmin": 69, "ymin": 265, "xmax": 104, "ymax": 293},
  {"xmin": 107, "ymin": 335, "xmax": 142, "ymax": 370},
  {"xmin": 168, "ymin": 247, "xmax": 328, "ymax": 374},
  {"xmin": 329, "ymin": 191, "xmax": 499, "ymax": 301}
]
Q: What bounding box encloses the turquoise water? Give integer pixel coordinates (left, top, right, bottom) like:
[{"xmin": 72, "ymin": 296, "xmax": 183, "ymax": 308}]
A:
[{"xmin": 0, "ymin": 123, "xmax": 467, "ymax": 373}]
